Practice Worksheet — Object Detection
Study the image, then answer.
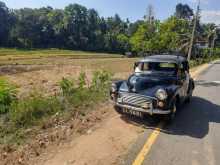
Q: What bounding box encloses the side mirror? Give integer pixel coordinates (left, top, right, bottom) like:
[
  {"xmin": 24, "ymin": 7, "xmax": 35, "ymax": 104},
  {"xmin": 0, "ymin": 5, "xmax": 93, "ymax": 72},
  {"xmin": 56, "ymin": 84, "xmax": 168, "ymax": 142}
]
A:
[{"xmin": 134, "ymin": 62, "xmax": 138, "ymax": 70}]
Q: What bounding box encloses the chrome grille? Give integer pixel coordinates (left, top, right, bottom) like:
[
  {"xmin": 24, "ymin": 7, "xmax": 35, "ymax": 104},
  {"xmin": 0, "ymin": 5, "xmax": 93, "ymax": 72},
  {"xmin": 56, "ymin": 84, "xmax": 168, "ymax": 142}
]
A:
[{"xmin": 119, "ymin": 93, "xmax": 153, "ymax": 109}]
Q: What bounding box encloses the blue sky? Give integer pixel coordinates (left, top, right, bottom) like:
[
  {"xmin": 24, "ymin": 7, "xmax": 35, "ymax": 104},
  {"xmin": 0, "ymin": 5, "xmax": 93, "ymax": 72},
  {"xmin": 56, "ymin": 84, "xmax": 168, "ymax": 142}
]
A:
[{"xmin": 2, "ymin": 0, "xmax": 220, "ymax": 24}]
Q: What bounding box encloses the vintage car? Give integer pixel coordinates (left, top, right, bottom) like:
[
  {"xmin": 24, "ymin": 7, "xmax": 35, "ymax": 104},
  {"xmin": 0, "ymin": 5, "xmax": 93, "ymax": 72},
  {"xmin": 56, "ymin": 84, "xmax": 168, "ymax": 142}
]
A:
[{"xmin": 110, "ymin": 55, "xmax": 195, "ymax": 121}]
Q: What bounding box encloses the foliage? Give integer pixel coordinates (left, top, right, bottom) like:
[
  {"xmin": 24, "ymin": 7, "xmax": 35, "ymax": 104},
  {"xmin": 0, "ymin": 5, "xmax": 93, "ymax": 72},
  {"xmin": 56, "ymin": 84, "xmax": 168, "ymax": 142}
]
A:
[
  {"xmin": 60, "ymin": 77, "xmax": 76, "ymax": 96},
  {"xmin": 175, "ymin": 3, "xmax": 193, "ymax": 20},
  {"xmin": 1, "ymin": 70, "xmax": 112, "ymax": 137},
  {"xmin": 0, "ymin": 78, "xmax": 16, "ymax": 114},
  {"xmin": 157, "ymin": 16, "xmax": 192, "ymax": 54},
  {"xmin": 78, "ymin": 72, "xmax": 87, "ymax": 89},
  {"xmin": 0, "ymin": 1, "xmax": 219, "ymax": 55},
  {"xmin": 9, "ymin": 94, "xmax": 63, "ymax": 127},
  {"xmin": 91, "ymin": 70, "xmax": 112, "ymax": 92},
  {"xmin": 130, "ymin": 21, "xmax": 159, "ymax": 53}
]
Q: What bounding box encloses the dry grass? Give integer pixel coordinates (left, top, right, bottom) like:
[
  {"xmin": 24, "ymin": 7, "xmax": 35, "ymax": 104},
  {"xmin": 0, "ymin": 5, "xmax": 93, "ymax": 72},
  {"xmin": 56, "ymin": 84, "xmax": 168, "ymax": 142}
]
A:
[
  {"xmin": 0, "ymin": 49, "xmax": 139, "ymax": 96},
  {"xmin": 0, "ymin": 48, "xmax": 123, "ymax": 65}
]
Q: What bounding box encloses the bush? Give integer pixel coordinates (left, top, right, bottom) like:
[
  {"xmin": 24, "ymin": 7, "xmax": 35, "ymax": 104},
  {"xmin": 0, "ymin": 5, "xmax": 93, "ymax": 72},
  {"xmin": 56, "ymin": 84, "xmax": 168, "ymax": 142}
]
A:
[
  {"xmin": 59, "ymin": 77, "xmax": 76, "ymax": 96},
  {"xmin": 78, "ymin": 72, "xmax": 87, "ymax": 89},
  {"xmin": 1, "ymin": 70, "xmax": 113, "ymax": 145},
  {"xmin": 59, "ymin": 70, "xmax": 112, "ymax": 108},
  {"xmin": 9, "ymin": 94, "xmax": 63, "ymax": 127},
  {"xmin": 0, "ymin": 78, "xmax": 17, "ymax": 114},
  {"xmin": 91, "ymin": 70, "xmax": 112, "ymax": 92}
]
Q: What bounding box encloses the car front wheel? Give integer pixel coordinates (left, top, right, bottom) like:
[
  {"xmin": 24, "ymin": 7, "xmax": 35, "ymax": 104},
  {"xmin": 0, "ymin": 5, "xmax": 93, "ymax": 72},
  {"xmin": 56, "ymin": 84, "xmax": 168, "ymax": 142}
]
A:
[
  {"xmin": 114, "ymin": 105, "xmax": 123, "ymax": 114},
  {"xmin": 165, "ymin": 101, "xmax": 177, "ymax": 123}
]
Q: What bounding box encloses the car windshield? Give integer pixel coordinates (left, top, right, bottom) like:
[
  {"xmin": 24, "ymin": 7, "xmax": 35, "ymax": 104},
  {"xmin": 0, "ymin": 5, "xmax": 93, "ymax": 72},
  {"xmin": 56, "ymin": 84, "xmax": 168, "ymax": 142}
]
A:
[{"xmin": 135, "ymin": 62, "xmax": 177, "ymax": 76}]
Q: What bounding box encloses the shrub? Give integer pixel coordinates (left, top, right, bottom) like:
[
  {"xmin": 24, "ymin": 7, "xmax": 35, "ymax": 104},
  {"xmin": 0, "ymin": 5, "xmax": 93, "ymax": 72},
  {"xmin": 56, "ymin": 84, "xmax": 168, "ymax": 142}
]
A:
[
  {"xmin": 0, "ymin": 78, "xmax": 17, "ymax": 114},
  {"xmin": 9, "ymin": 94, "xmax": 63, "ymax": 127},
  {"xmin": 59, "ymin": 77, "xmax": 76, "ymax": 96},
  {"xmin": 58, "ymin": 70, "xmax": 112, "ymax": 109},
  {"xmin": 1, "ymin": 70, "xmax": 113, "ymax": 145},
  {"xmin": 78, "ymin": 72, "xmax": 87, "ymax": 89},
  {"xmin": 91, "ymin": 70, "xmax": 112, "ymax": 92}
]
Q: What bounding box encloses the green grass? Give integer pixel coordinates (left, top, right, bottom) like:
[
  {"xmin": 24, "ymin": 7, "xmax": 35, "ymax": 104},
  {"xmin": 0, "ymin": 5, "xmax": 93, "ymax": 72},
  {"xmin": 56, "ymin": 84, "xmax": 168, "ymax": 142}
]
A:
[
  {"xmin": 0, "ymin": 70, "xmax": 112, "ymax": 146},
  {"xmin": 189, "ymin": 55, "xmax": 219, "ymax": 68},
  {"xmin": 0, "ymin": 78, "xmax": 17, "ymax": 114},
  {"xmin": 0, "ymin": 48, "xmax": 123, "ymax": 58}
]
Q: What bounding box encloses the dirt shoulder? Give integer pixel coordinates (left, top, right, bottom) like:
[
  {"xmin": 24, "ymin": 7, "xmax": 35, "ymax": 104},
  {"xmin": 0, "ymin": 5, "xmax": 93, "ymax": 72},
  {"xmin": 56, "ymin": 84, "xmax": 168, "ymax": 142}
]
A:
[{"xmin": 34, "ymin": 109, "xmax": 143, "ymax": 165}]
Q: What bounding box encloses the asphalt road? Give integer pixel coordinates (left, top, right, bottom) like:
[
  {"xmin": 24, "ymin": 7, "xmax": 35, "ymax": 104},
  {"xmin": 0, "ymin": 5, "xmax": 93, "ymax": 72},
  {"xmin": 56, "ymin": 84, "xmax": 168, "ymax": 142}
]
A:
[{"xmin": 124, "ymin": 61, "xmax": 220, "ymax": 165}]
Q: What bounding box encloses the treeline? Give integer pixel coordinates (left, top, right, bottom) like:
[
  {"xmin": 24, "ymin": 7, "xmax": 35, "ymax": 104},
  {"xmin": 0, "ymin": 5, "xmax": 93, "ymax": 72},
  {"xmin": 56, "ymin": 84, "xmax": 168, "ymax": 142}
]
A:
[{"xmin": 0, "ymin": 1, "xmax": 219, "ymax": 55}]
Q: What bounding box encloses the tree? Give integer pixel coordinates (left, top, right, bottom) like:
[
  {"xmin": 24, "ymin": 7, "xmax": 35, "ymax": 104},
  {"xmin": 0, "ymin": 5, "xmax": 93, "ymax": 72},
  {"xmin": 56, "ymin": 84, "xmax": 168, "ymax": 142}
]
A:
[
  {"xmin": 156, "ymin": 16, "xmax": 192, "ymax": 54},
  {"xmin": 64, "ymin": 4, "xmax": 88, "ymax": 49},
  {"xmin": 175, "ymin": 3, "xmax": 193, "ymax": 20},
  {"xmin": 104, "ymin": 14, "xmax": 129, "ymax": 52},
  {"xmin": 0, "ymin": 1, "xmax": 15, "ymax": 46},
  {"xmin": 201, "ymin": 23, "xmax": 216, "ymax": 47},
  {"xmin": 127, "ymin": 20, "xmax": 144, "ymax": 36},
  {"xmin": 47, "ymin": 9, "xmax": 65, "ymax": 48},
  {"xmin": 87, "ymin": 9, "xmax": 103, "ymax": 50},
  {"xmin": 0, "ymin": 1, "xmax": 218, "ymax": 55},
  {"xmin": 12, "ymin": 8, "xmax": 39, "ymax": 48},
  {"xmin": 116, "ymin": 34, "xmax": 130, "ymax": 53},
  {"xmin": 144, "ymin": 4, "xmax": 155, "ymax": 24},
  {"xmin": 130, "ymin": 21, "xmax": 158, "ymax": 53}
]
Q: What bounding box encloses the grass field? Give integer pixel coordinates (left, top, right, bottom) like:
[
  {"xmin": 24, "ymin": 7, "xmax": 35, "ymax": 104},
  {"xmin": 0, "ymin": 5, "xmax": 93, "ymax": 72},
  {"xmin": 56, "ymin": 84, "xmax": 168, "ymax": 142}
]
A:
[
  {"xmin": 0, "ymin": 48, "xmax": 139, "ymax": 97},
  {"xmin": 0, "ymin": 48, "xmax": 123, "ymax": 57},
  {"xmin": 0, "ymin": 48, "xmax": 138, "ymax": 148},
  {"xmin": 0, "ymin": 48, "xmax": 124, "ymax": 65}
]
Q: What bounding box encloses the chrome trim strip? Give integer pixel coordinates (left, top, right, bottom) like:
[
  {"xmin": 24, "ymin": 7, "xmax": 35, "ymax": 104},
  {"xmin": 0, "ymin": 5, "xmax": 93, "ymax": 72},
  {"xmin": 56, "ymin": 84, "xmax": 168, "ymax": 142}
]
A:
[
  {"xmin": 120, "ymin": 92, "xmax": 158, "ymax": 101},
  {"xmin": 116, "ymin": 103, "xmax": 171, "ymax": 115}
]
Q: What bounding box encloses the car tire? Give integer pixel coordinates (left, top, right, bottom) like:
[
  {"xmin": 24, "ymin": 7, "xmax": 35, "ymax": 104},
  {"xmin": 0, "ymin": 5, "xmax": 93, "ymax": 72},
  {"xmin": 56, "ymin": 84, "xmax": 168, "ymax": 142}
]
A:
[
  {"xmin": 165, "ymin": 101, "xmax": 177, "ymax": 123},
  {"xmin": 185, "ymin": 91, "xmax": 192, "ymax": 103},
  {"xmin": 114, "ymin": 105, "xmax": 123, "ymax": 114}
]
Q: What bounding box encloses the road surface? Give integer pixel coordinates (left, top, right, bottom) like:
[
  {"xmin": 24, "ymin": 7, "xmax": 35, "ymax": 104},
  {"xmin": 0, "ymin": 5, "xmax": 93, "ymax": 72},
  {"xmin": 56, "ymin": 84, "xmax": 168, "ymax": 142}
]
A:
[{"xmin": 124, "ymin": 61, "xmax": 220, "ymax": 165}]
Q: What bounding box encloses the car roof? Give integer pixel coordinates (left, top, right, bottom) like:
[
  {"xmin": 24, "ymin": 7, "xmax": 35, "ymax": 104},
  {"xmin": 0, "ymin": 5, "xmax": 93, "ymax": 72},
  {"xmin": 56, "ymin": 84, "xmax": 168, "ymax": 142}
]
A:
[{"xmin": 139, "ymin": 55, "xmax": 187, "ymax": 63}]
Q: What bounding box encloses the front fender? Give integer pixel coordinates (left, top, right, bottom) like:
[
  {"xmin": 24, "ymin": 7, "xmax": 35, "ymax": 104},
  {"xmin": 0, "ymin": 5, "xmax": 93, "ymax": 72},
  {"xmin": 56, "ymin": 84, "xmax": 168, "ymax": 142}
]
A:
[
  {"xmin": 189, "ymin": 78, "xmax": 195, "ymax": 90},
  {"xmin": 110, "ymin": 80, "xmax": 125, "ymax": 101},
  {"xmin": 166, "ymin": 85, "xmax": 181, "ymax": 108}
]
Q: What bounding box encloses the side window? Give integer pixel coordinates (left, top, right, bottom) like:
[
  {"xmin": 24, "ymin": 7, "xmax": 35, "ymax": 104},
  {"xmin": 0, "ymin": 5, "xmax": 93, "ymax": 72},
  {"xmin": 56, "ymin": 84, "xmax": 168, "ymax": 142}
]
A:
[{"xmin": 143, "ymin": 63, "xmax": 149, "ymax": 71}]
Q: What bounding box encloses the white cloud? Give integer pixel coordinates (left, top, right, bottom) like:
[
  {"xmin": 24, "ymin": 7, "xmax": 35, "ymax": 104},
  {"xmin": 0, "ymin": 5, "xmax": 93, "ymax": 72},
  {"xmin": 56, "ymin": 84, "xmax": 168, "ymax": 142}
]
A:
[
  {"xmin": 188, "ymin": 0, "xmax": 209, "ymax": 4},
  {"xmin": 201, "ymin": 10, "xmax": 220, "ymax": 25}
]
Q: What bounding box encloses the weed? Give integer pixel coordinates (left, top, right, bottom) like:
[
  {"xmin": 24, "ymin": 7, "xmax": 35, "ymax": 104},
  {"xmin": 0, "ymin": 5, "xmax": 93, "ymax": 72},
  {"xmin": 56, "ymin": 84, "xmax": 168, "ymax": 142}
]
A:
[
  {"xmin": 0, "ymin": 78, "xmax": 17, "ymax": 114},
  {"xmin": 9, "ymin": 94, "xmax": 63, "ymax": 127},
  {"xmin": 59, "ymin": 77, "xmax": 76, "ymax": 96},
  {"xmin": 78, "ymin": 72, "xmax": 87, "ymax": 89}
]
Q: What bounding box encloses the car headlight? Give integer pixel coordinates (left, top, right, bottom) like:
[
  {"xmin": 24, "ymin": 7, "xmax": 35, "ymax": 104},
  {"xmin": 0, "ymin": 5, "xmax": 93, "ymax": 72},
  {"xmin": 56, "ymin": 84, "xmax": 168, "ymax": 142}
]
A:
[{"xmin": 155, "ymin": 89, "xmax": 167, "ymax": 100}]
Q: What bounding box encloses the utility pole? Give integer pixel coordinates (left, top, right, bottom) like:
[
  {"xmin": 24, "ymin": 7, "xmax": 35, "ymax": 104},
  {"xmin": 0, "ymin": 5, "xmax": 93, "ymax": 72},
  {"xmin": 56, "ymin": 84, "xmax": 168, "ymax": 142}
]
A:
[
  {"xmin": 210, "ymin": 27, "xmax": 217, "ymax": 56},
  {"xmin": 187, "ymin": 0, "xmax": 200, "ymax": 61}
]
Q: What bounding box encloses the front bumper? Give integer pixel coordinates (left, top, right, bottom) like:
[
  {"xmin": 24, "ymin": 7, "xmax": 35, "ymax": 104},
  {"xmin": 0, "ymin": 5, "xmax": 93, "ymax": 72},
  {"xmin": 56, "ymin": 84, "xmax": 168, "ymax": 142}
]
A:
[{"xmin": 116, "ymin": 103, "xmax": 171, "ymax": 115}]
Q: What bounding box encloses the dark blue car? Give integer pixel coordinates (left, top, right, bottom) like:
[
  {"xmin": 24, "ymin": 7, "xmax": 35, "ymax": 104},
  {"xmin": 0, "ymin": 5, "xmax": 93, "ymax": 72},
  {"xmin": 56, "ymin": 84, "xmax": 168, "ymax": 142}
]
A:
[{"xmin": 110, "ymin": 55, "xmax": 195, "ymax": 122}]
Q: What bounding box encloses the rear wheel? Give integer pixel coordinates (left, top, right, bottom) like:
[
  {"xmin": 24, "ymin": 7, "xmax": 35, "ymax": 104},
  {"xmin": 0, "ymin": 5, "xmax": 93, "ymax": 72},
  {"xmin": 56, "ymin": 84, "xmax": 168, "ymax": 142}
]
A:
[{"xmin": 185, "ymin": 89, "xmax": 193, "ymax": 103}]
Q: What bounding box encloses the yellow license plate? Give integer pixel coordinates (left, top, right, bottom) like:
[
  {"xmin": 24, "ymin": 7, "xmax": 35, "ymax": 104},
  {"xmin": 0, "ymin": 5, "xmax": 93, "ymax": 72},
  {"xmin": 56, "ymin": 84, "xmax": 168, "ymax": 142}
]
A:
[{"xmin": 123, "ymin": 109, "xmax": 143, "ymax": 117}]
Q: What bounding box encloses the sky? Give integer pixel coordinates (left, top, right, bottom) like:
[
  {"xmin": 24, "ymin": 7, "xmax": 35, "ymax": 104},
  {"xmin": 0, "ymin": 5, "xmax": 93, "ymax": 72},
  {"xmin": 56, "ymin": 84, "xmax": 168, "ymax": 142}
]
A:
[{"xmin": 2, "ymin": 0, "xmax": 220, "ymax": 24}]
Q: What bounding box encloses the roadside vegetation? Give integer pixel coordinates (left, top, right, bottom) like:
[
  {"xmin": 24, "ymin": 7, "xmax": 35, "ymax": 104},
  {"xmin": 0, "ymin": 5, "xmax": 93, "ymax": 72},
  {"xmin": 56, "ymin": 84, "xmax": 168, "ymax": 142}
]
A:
[
  {"xmin": 0, "ymin": 48, "xmax": 122, "ymax": 58},
  {"xmin": 0, "ymin": 71, "xmax": 112, "ymax": 146}
]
